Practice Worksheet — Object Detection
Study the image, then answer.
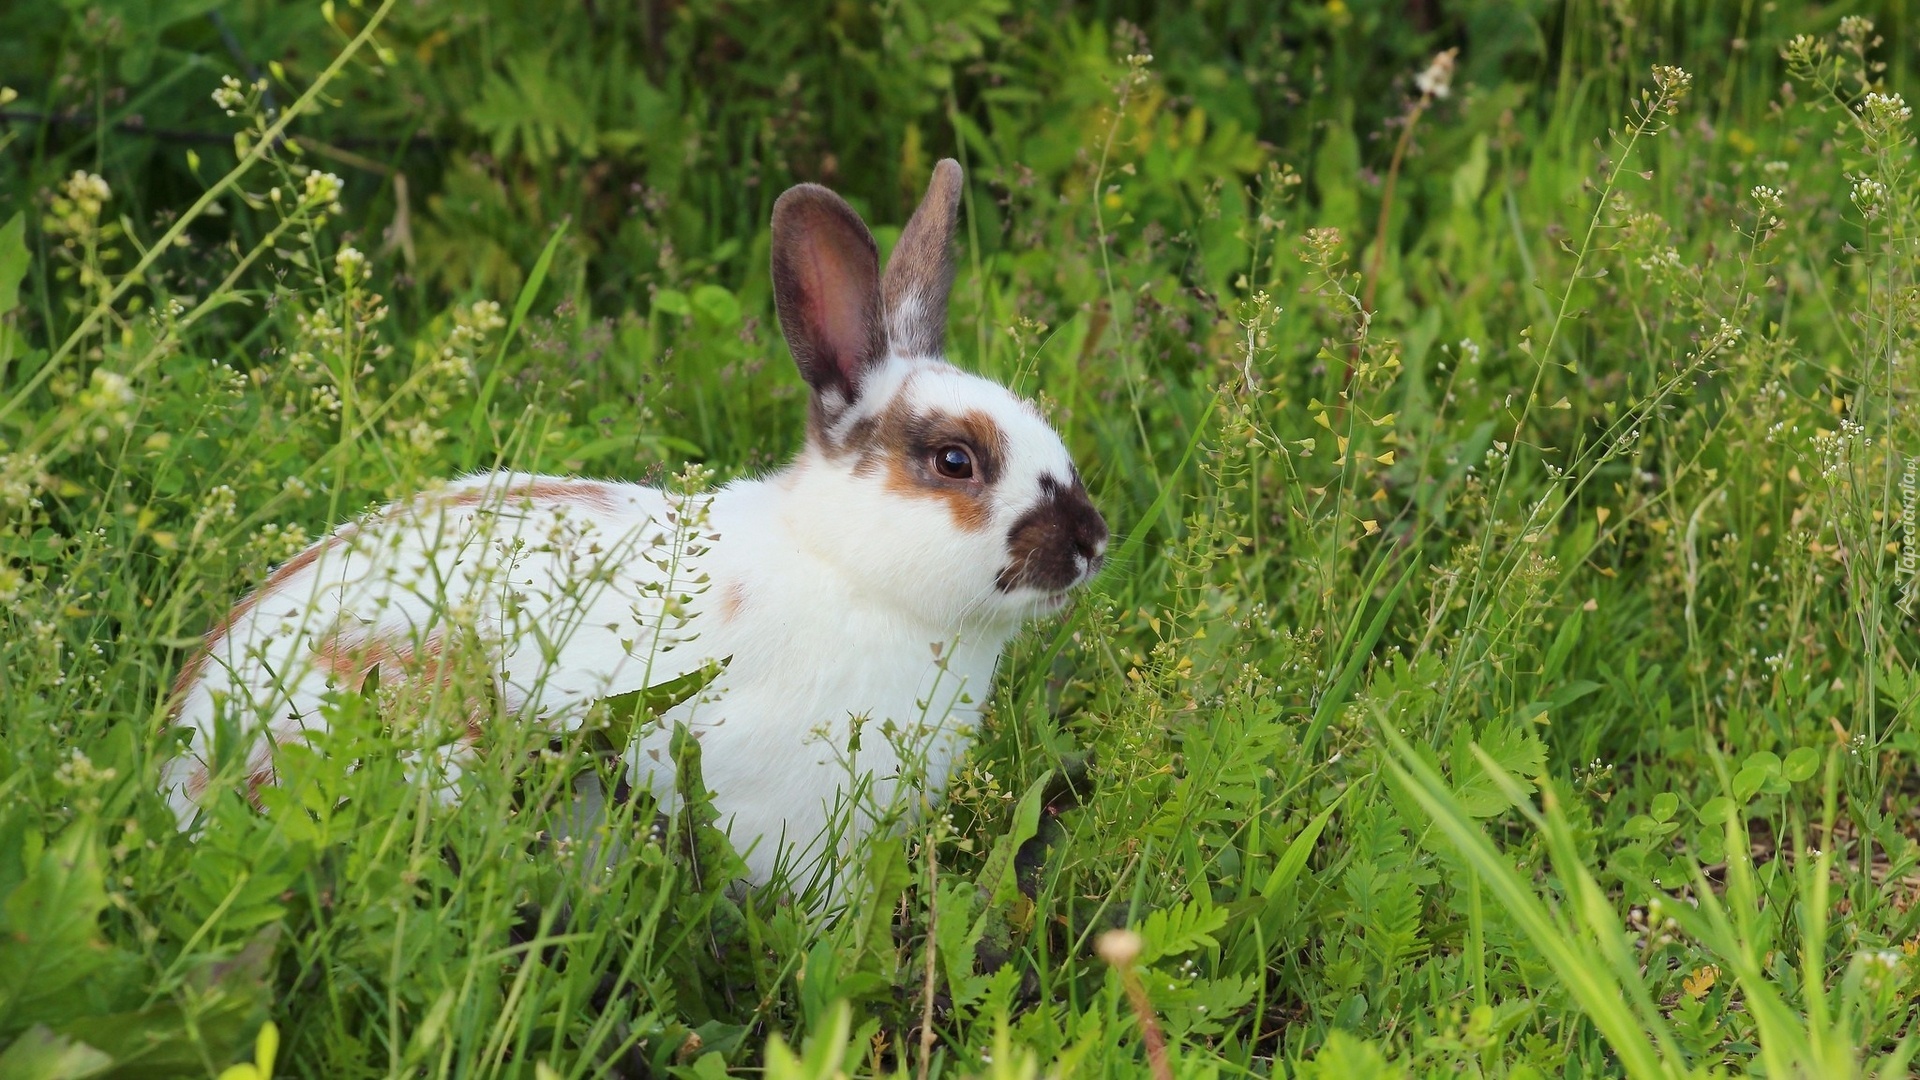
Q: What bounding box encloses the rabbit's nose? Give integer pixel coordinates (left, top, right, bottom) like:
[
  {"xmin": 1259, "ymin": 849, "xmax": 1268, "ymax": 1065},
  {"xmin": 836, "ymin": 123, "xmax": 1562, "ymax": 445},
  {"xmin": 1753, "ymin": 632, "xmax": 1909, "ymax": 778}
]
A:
[
  {"xmin": 1076, "ymin": 533, "xmax": 1105, "ymax": 570},
  {"xmin": 1073, "ymin": 507, "xmax": 1109, "ymax": 577}
]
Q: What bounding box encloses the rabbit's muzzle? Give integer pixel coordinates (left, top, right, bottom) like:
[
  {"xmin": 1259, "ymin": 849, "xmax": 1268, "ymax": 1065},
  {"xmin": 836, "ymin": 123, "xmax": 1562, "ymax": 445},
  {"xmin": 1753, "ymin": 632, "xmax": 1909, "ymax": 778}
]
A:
[{"xmin": 995, "ymin": 475, "xmax": 1108, "ymax": 594}]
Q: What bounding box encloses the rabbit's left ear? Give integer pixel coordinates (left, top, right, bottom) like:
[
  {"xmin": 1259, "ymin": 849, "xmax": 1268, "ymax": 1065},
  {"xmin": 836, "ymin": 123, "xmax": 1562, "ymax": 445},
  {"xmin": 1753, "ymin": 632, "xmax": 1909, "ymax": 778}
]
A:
[
  {"xmin": 771, "ymin": 183, "xmax": 888, "ymax": 410},
  {"xmin": 882, "ymin": 159, "xmax": 962, "ymax": 359}
]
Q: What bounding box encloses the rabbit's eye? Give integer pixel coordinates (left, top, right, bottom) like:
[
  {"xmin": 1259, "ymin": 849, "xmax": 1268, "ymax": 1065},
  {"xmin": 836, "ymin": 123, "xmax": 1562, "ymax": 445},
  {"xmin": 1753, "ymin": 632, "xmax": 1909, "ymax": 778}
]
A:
[{"xmin": 933, "ymin": 445, "xmax": 975, "ymax": 480}]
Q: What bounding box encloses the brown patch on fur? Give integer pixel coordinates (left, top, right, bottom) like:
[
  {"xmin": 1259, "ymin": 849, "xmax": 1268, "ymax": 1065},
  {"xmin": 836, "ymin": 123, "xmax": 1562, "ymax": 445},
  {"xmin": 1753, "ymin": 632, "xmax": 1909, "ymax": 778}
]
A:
[
  {"xmin": 169, "ymin": 525, "xmax": 359, "ymax": 714},
  {"xmin": 719, "ymin": 581, "xmax": 749, "ymax": 623},
  {"xmin": 439, "ymin": 477, "xmax": 622, "ymax": 514},
  {"xmin": 884, "ymin": 457, "xmax": 993, "ymax": 532},
  {"xmin": 185, "ymin": 764, "xmax": 210, "ymax": 800},
  {"xmin": 314, "ymin": 628, "xmax": 454, "ymax": 688},
  {"xmin": 316, "ymin": 628, "xmax": 498, "ymax": 750},
  {"xmin": 834, "ymin": 400, "xmax": 1005, "ymax": 533}
]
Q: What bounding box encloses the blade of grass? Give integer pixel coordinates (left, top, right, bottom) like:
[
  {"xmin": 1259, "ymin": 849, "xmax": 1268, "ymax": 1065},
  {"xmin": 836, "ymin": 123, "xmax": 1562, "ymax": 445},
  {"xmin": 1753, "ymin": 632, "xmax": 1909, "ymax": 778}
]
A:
[{"xmin": 1379, "ymin": 725, "xmax": 1678, "ymax": 1080}]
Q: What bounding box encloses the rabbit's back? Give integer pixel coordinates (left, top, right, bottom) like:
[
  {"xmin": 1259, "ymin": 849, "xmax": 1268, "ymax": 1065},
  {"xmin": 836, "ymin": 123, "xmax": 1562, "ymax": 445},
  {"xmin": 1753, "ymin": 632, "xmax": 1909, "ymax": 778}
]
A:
[{"xmin": 162, "ymin": 473, "xmax": 708, "ymax": 826}]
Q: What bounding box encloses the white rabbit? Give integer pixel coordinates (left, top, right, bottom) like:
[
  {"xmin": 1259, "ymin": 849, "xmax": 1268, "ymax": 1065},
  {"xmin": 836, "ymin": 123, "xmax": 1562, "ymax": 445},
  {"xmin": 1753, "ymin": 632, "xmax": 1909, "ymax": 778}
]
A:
[{"xmin": 160, "ymin": 160, "xmax": 1108, "ymax": 886}]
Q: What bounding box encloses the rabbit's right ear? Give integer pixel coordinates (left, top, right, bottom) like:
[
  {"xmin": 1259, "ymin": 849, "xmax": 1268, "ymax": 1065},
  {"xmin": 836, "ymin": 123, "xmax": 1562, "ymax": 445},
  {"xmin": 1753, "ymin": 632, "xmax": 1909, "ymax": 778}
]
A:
[{"xmin": 771, "ymin": 184, "xmax": 888, "ymax": 412}]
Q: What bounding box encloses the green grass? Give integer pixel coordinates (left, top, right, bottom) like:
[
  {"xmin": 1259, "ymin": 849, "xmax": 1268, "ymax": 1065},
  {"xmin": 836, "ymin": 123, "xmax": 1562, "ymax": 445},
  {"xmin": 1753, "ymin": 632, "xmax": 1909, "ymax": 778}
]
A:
[{"xmin": 1, "ymin": 1, "xmax": 1918, "ymax": 1076}]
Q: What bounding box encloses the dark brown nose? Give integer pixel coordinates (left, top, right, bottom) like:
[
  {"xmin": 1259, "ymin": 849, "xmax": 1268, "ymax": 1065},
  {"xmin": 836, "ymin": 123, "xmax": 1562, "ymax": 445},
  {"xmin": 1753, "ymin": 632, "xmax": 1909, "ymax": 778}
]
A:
[{"xmin": 995, "ymin": 475, "xmax": 1108, "ymax": 593}]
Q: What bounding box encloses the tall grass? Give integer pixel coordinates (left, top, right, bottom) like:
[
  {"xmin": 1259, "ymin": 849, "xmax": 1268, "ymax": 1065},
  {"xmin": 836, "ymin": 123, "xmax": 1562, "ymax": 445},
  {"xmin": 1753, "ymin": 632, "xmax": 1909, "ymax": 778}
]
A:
[{"xmin": 1, "ymin": 2, "xmax": 1916, "ymax": 1077}]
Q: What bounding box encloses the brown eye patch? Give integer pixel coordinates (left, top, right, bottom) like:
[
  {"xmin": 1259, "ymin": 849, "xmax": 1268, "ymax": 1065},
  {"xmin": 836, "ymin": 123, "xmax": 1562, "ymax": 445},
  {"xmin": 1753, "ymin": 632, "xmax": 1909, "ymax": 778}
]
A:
[
  {"xmin": 901, "ymin": 412, "xmax": 1004, "ymax": 486},
  {"xmin": 843, "ymin": 404, "xmax": 1007, "ymax": 532}
]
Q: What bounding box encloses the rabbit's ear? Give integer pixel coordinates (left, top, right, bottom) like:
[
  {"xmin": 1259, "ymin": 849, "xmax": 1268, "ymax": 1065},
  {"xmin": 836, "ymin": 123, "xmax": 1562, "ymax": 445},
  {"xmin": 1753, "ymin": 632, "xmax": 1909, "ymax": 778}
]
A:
[
  {"xmin": 882, "ymin": 159, "xmax": 962, "ymax": 359},
  {"xmin": 771, "ymin": 184, "xmax": 888, "ymax": 408}
]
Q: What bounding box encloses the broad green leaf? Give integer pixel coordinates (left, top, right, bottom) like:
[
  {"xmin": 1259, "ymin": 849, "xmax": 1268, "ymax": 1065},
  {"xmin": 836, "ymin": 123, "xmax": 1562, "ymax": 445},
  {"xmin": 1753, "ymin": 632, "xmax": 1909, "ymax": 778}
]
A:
[
  {"xmin": 593, "ymin": 657, "xmax": 729, "ymax": 752},
  {"xmin": 1697, "ymin": 796, "xmax": 1736, "ymax": 825},
  {"xmin": 974, "ymin": 771, "xmax": 1049, "ymax": 909},
  {"xmin": 1781, "ymin": 747, "xmax": 1820, "ymax": 784},
  {"xmin": 0, "ymin": 1027, "xmax": 113, "ymax": 1080},
  {"xmin": 0, "ymin": 825, "xmax": 111, "ymax": 1024}
]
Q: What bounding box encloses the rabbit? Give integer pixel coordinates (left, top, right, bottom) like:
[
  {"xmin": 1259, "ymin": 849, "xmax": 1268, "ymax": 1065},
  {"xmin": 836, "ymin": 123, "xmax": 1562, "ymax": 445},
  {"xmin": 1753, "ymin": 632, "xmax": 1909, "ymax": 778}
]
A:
[{"xmin": 159, "ymin": 159, "xmax": 1108, "ymax": 887}]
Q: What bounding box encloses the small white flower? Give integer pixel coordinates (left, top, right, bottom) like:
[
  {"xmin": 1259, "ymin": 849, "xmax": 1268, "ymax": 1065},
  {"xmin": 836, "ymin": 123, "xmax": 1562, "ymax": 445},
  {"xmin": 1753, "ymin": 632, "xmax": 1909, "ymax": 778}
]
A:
[
  {"xmin": 61, "ymin": 170, "xmax": 112, "ymax": 219},
  {"xmin": 334, "ymin": 245, "xmax": 367, "ymax": 284},
  {"xmin": 89, "ymin": 369, "xmax": 135, "ymax": 407},
  {"xmin": 1837, "ymin": 16, "xmax": 1874, "ymax": 41},
  {"xmin": 1414, "ymin": 48, "xmax": 1458, "ymax": 101},
  {"xmin": 1861, "ymin": 92, "xmax": 1912, "ymax": 122},
  {"xmin": 302, "ymin": 171, "xmax": 345, "ymax": 213},
  {"xmin": 1850, "ymin": 175, "xmax": 1889, "ymax": 220},
  {"xmin": 212, "ymin": 74, "xmax": 247, "ymax": 115}
]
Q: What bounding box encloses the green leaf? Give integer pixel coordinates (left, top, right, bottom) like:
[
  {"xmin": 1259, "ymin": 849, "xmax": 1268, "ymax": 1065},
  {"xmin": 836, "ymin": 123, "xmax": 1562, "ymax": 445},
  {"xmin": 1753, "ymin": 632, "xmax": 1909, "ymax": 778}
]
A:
[
  {"xmin": 1381, "ymin": 728, "xmax": 1683, "ymax": 1079},
  {"xmin": 0, "ymin": 213, "xmax": 27, "ymax": 315},
  {"xmin": 1138, "ymin": 898, "xmax": 1227, "ymax": 964},
  {"xmin": 690, "ymin": 284, "xmax": 741, "ymax": 328},
  {"xmin": 592, "ymin": 658, "xmax": 728, "ymax": 753},
  {"xmin": 1781, "ymin": 747, "xmax": 1820, "ymax": 784},
  {"xmin": 763, "ymin": 1000, "xmax": 854, "ymax": 1080},
  {"xmin": 1696, "ymin": 796, "xmax": 1736, "ymax": 825},
  {"xmin": 0, "ymin": 1027, "xmax": 113, "ymax": 1080},
  {"xmin": 467, "ymin": 220, "xmax": 570, "ymax": 461},
  {"xmin": 1260, "ymin": 785, "xmax": 1351, "ymax": 900},
  {"xmin": 651, "ymin": 289, "xmax": 690, "ymax": 317},
  {"xmin": 51, "ymin": 926, "xmax": 279, "ymax": 1074},
  {"xmin": 1451, "ymin": 132, "xmax": 1491, "ymax": 209},
  {"xmin": 668, "ymin": 721, "xmax": 748, "ymax": 890},
  {"xmin": 1451, "ymin": 724, "xmax": 1547, "ymax": 817},
  {"xmin": 852, "ymin": 836, "xmax": 909, "ymax": 964},
  {"xmin": 0, "ymin": 825, "xmax": 111, "ymax": 1025},
  {"xmin": 974, "ymin": 772, "xmax": 1049, "ymax": 908},
  {"xmin": 1304, "ymin": 560, "xmax": 1413, "ymax": 754}
]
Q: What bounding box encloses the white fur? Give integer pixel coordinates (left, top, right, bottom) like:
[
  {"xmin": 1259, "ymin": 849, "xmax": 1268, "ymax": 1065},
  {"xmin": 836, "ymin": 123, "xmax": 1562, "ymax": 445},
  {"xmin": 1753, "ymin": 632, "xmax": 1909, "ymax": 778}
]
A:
[{"xmin": 162, "ymin": 356, "xmax": 1096, "ymax": 886}]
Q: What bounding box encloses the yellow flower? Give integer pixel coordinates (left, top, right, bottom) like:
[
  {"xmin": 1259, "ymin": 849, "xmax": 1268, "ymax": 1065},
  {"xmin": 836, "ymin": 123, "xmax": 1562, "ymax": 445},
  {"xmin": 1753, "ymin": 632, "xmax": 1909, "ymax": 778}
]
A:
[{"xmin": 217, "ymin": 1021, "xmax": 278, "ymax": 1080}]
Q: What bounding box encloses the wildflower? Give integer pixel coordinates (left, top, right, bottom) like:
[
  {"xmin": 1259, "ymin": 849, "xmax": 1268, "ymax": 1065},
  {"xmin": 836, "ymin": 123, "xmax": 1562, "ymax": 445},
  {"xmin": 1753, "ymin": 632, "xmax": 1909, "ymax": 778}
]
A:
[
  {"xmin": 84, "ymin": 369, "xmax": 136, "ymax": 409},
  {"xmin": 1650, "ymin": 65, "xmax": 1693, "ymax": 111},
  {"xmin": 1850, "ymin": 175, "xmax": 1889, "ymax": 220},
  {"xmin": 1860, "ymin": 92, "xmax": 1913, "ymax": 138},
  {"xmin": 1414, "ymin": 48, "xmax": 1458, "ymax": 101},
  {"xmin": 302, "ymin": 171, "xmax": 345, "ymax": 214},
  {"xmin": 1638, "ymin": 247, "xmax": 1685, "ymax": 274},
  {"xmin": 1779, "ymin": 34, "xmax": 1824, "ymax": 71},
  {"xmin": 1837, "ymin": 16, "xmax": 1875, "ymax": 49},
  {"xmin": 1302, "ymin": 226, "xmax": 1344, "ymax": 262},
  {"xmin": 0, "ymin": 451, "xmax": 45, "ymax": 510},
  {"xmin": 48, "ymin": 170, "xmax": 113, "ymax": 239},
  {"xmin": 212, "ymin": 74, "xmax": 247, "ymax": 115},
  {"xmin": 458, "ymin": 299, "xmax": 507, "ymax": 334},
  {"xmin": 1861, "ymin": 92, "xmax": 1912, "ymax": 123},
  {"xmin": 333, "ymin": 244, "xmax": 367, "ymax": 284},
  {"xmin": 1750, "ymin": 186, "xmax": 1783, "ymax": 211}
]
